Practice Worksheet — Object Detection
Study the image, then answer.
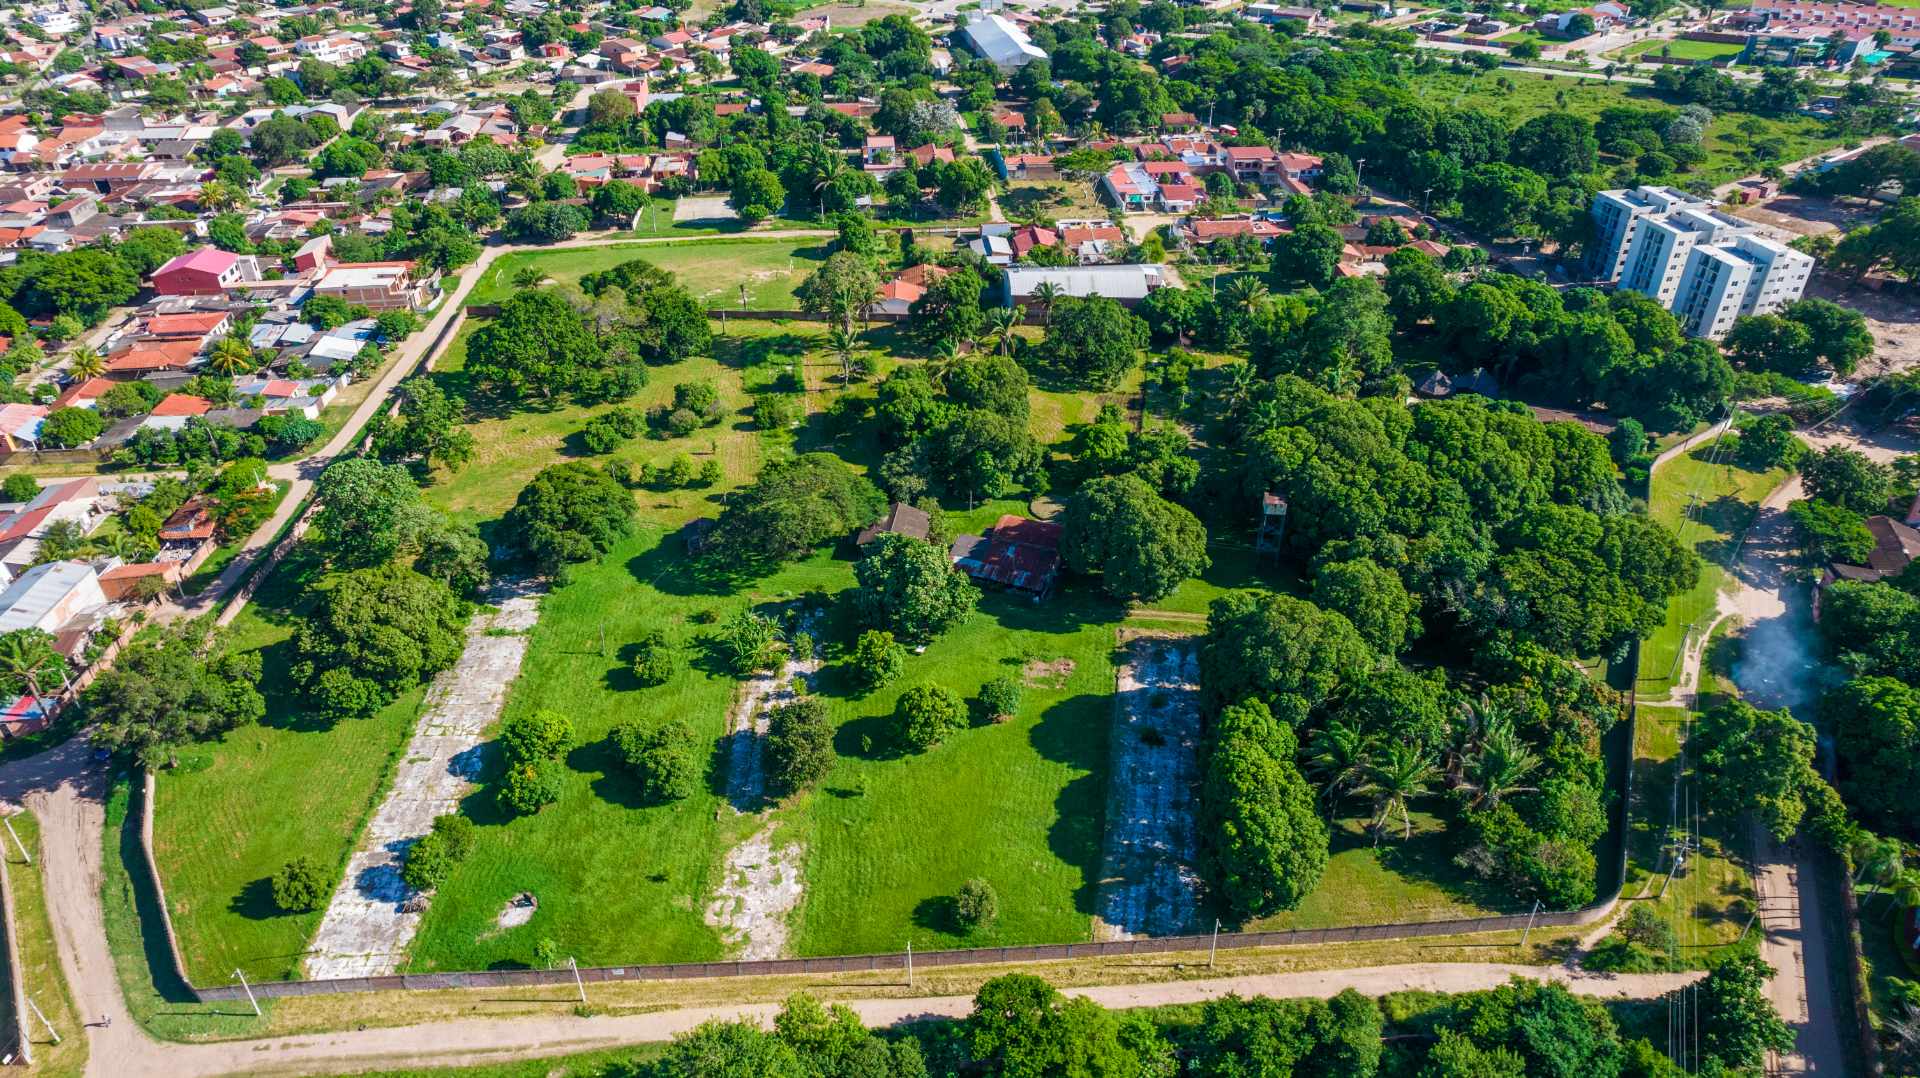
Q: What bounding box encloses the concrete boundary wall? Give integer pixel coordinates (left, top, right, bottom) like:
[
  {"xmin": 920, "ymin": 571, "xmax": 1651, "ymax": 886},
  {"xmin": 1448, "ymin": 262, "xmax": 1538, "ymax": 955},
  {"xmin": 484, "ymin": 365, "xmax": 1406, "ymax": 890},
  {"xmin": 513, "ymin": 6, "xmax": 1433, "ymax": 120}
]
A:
[
  {"xmin": 0, "ymin": 833, "xmax": 30, "ymax": 1065},
  {"xmin": 142, "ymin": 695, "xmax": 1641, "ymax": 1004}
]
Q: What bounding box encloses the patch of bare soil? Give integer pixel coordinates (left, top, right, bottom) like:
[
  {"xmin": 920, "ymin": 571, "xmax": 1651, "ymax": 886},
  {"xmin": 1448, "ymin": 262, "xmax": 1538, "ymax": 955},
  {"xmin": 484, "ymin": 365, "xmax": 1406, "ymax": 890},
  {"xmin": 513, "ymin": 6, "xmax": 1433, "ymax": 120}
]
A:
[
  {"xmin": 1022, "ymin": 657, "xmax": 1076, "ymax": 687},
  {"xmin": 1092, "ymin": 636, "xmax": 1203, "ymax": 941}
]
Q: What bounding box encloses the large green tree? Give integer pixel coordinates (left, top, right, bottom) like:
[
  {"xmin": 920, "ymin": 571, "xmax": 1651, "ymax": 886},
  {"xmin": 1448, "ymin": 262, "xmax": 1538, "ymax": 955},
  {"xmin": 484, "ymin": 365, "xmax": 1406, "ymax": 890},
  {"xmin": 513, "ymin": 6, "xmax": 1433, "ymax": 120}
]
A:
[
  {"xmin": 466, "ymin": 289, "xmax": 606, "ymax": 401},
  {"xmin": 1037, "ymin": 296, "xmax": 1147, "ymax": 390},
  {"xmin": 852, "ymin": 535, "xmax": 977, "ymax": 644},
  {"xmin": 291, "ymin": 564, "xmax": 467, "ymax": 722},
  {"xmin": 1059, "ymin": 474, "xmax": 1209, "ymax": 602},
  {"xmin": 506, "ymin": 462, "xmax": 635, "ymax": 576},
  {"xmin": 709, "ymin": 453, "xmax": 884, "ymax": 566},
  {"xmin": 1203, "ymin": 699, "xmax": 1330, "ymax": 917},
  {"xmin": 86, "ymin": 622, "xmax": 265, "ymax": 768}
]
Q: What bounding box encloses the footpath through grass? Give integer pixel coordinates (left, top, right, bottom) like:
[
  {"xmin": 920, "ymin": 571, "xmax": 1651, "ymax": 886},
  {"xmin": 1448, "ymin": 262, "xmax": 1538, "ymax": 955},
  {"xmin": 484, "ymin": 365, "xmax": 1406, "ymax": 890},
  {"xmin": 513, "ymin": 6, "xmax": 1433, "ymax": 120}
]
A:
[{"xmin": 4, "ymin": 811, "xmax": 88, "ymax": 1076}]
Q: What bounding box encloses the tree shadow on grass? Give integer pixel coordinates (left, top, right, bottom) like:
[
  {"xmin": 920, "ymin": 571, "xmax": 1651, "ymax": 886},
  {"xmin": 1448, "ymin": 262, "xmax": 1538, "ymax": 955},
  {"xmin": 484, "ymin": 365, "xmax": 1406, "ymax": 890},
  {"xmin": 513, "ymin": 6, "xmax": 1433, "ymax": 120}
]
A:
[
  {"xmin": 118, "ymin": 778, "xmax": 236, "ymax": 995},
  {"xmin": 833, "ymin": 712, "xmax": 909, "ymax": 762},
  {"xmin": 1336, "ymin": 809, "xmax": 1516, "ymax": 915},
  {"xmin": 573, "ymin": 736, "xmax": 651, "ymax": 811},
  {"xmin": 1031, "ymin": 693, "xmax": 1111, "ymax": 918},
  {"xmin": 713, "ymin": 331, "xmax": 816, "ymax": 370},
  {"xmin": 912, "ymin": 894, "xmax": 960, "ymax": 935},
  {"xmin": 976, "ymin": 583, "xmax": 1123, "ymax": 637},
  {"xmin": 228, "ymin": 876, "xmax": 288, "ymax": 921}
]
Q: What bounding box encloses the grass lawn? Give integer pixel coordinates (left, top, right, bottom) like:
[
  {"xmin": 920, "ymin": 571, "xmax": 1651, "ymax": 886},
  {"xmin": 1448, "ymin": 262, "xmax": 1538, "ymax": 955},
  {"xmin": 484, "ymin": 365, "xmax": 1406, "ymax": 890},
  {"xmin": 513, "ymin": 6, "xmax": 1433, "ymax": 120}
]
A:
[
  {"xmin": 4, "ymin": 812, "xmax": 88, "ymax": 1076},
  {"xmin": 405, "ymin": 517, "xmax": 1123, "ymax": 968},
  {"xmin": 1620, "ymin": 705, "xmax": 1758, "ymax": 966},
  {"xmin": 103, "ymin": 775, "xmax": 277, "ymax": 1040},
  {"xmin": 791, "ymin": 580, "xmax": 1121, "ymax": 955},
  {"xmin": 1244, "ymin": 810, "xmax": 1512, "ymax": 931},
  {"xmin": 466, "ymin": 238, "xmax": 833, "ymax": 310},
  {"xmin": 1618, "ymin": 38, "xmax": 1746, "ymax": 62},
  {"xmin": 1636, "ymin": 433, "xmax": 1790, "ymax": 697},
  {"xmin": 420, "ymin": 321, "xmax": 811, "ymax": 527},
  {"xmin": 150, "ymin": 552, "xmax": 425, "ymax": 985},
  {"xmin": 1406, "ymin": 69, "xmax": 1851, "ymax": 188}
]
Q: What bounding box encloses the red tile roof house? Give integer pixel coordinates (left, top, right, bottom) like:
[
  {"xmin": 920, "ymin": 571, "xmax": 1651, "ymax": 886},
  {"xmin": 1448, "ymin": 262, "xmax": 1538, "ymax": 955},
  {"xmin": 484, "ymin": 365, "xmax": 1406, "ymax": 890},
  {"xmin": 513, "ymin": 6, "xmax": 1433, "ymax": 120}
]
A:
[
  {"xmin": 949, "ymin": 515, "xmax": 1064, "ymax": 598},
  {"xmin": 151, "ymin": 246, "xmax": 256, "ymax": 296}
]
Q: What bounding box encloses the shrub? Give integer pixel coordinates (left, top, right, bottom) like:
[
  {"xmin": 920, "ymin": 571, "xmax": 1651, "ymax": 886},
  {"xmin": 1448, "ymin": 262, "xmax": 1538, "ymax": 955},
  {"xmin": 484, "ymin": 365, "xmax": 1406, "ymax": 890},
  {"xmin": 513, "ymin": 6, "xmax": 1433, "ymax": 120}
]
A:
[
  {"xmin": 849, "ymin": 629, "xmax": 906, "ymax": 692},
  {"xmin": 499, "ymin": 709, "xmax": 574, "ymax": 764},
  {"xmin": 765, "ymin": 697, "xmax": 833, "ymax": 796},
  {"xmin": 611, "ymin": 717, "xmax": 700, "ymax": 802},
  {"xmin": 978, "ymin": 675, "xmax": 1023, "ymax": 721},
  {"xmin": 954, "ymin": 877, "xmax": 999, "ymax": 931},
  {"xmin": 719, "ymin": 609, "xmax": 783, "ymax": 674},
  {"xmin": 1, "ymin": 474, "xmax": 38, "ymax": 502},
  {"xmin": 431, "ymin": 813, "xmax": 476, "ymax": 860},
  {"xmin": 401, "ymin": 830, "xmax": 454, "ymax": 892},
  {"xmin": 1620, "ymin": 901, "xmax": 1677, "ymax": 956},
  {"xmin": 696, "ymin": 459, "xmax": 722, "ymax": 486},
  {"xmin": 753, "ymin": 392, "xmax": 800, "ymax": 430},
  {"xmin": 630, "ymin": 629, "xmax": 678, "ymax": 685},
  {"xmin": 645, "ymin": 454, "xmax": 696, "ymax": 489},
  {"xmin": 895, "ymin": 685, "xmax": 966, "ymax": 751},
  {"xmin": 497, "ymin": 757, "xmax": 564, "ymax": 815},
  {"xmin": 271, "ymin": 856, "xmax": 330, "ymax": 912},
  {"xmin": 581, "ymin": 407, "xmax": 644, "ymax": 454}
]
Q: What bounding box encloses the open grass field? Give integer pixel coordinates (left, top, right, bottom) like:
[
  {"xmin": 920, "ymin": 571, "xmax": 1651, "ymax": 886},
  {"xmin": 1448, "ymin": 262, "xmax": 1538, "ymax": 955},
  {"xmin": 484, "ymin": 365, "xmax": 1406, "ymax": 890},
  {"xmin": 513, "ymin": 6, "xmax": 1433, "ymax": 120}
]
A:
[
  {"xmin": 1245, "ymin": 809, "xmax": 1510, "ymax": 932},
  {"xmin": 467, "ymin": 239, "xmax": 832, "ymax": 310},
  {"xmin": 150, "ymin": 554, "xmax": 425, "ymax": 985},
  {"xmin": 404, "ymin": 509, "xmax": 1125, "ymax": 968},
  {"xmin": 4, "ymin": 812, "xmax": 88, "ymax": 1076},
  {"xmin": 1620, "ymin": 705, "xmax": 1758, "ymax": 966},
  {"xmin": 1406, "ymin": 69, "xmax": 1852, "ymax": 188},
  {"xmin": 1617, "ymin": 38, "xmax": 1746, "ymax": 62},
  {"xmin": 1636, "ymin": 433, "xmax": 1791, "ymax": 696}
]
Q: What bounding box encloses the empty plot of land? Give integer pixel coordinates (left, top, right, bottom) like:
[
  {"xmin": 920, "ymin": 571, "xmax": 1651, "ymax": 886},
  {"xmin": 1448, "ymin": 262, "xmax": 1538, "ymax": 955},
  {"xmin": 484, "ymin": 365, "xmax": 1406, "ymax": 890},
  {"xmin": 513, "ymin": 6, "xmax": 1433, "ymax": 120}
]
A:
[
  {"xmin": 305, "ymin": 581, "xmax": 542, "ymax": 980},
  {"xmin": 1093, "ymin": 634, "xmax": 1203, "ymax": 941},
  {"xmin": 673, "ymin": 196, "xmax": 737, "ymax": 223}
]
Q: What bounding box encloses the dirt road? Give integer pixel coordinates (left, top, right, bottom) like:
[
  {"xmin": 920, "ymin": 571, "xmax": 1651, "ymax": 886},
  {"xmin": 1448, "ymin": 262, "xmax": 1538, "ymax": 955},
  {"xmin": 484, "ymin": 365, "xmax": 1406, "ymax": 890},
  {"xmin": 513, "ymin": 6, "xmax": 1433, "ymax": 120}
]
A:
[
  {"xmin": 1723, "ymin": 416, "xmax": 1917, "ymax": 1076},
  {"xmin": 155, "ymin": 225, "xmax": 839, "ymax": 629}
]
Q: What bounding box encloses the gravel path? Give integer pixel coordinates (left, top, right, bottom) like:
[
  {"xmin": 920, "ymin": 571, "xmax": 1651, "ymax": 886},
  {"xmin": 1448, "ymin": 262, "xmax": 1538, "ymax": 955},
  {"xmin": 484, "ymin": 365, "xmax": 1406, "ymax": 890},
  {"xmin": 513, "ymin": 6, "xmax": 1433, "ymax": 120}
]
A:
[
  {"xmin": 706, "ymin": 622, "xmax": 819, "ymax": 959},
  {"xmin": 304, "ymin": 581, "xmax": 543, "ymax": 980},
  {"xmin": 1093, "ymin": 635, "xmax": 1203, "ymax": 940}
]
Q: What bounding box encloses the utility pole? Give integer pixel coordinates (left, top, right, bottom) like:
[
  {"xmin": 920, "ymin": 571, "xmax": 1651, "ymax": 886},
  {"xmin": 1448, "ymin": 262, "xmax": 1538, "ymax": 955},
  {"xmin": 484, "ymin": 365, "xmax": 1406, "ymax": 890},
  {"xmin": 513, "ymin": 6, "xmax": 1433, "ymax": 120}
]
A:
[
  {"xmin": 3, "ymin": 816, "xmax": 28, "ymax": 865},
  {"xmin": 1208, "ymin": 918, "xmax": 1220, "ymax": 969},
  {"xmin": 906, "ymin": 940, "xmax": 913, "ymax": 988},
  {"xmin": 568, "ymin": 956, "xmax": 586, "ymax": 1004},
  {"xmin": 1519, "ymin": 899, "xmax": 1542, "ymax": 948},
  {"xmin": 24, "ymin": 996, "xmax": 56, "ymax": 1046},
  {"xmin": 232, "ymin": 969, "xmax": 260, "ymax": 1017}
]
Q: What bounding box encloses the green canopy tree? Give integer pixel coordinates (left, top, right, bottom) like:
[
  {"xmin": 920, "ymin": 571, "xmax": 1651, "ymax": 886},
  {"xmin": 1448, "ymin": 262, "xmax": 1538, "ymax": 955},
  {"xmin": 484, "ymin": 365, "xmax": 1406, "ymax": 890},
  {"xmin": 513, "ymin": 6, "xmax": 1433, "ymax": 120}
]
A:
[
  {"xmin": 506, "ymin": 462, "xmax": 635, "ymax": 576},
  {"xmin": 852, "ymin": 535, "xmax": 977, "ymax": 644},
  {"xmin": 1059, "ymin": 474, "xmax": 1209, "ymax": 602}
]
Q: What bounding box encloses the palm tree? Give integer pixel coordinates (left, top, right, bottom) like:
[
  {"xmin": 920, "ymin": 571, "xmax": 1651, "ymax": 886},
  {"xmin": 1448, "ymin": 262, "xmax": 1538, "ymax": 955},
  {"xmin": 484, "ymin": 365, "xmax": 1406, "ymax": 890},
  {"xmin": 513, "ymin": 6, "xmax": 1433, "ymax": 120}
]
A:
[
  {"xmin": 927, "ymin": 337, "xmax": 964, "ymax": 387},
  {"xmin": 1358, "ymin": 743, "xmax": 1438, "ymax": 844},
  {"xmin": 984, "ymin": 305, "xmax": 1024, "ymax": 357},
  {"xmin": 67, "ymin": 347, "xmax": 105, "ymax": 381},
  {"xmin": 512, "ymin": 267, "xmax": 547, "ymax": 290},
  {"xmin": 826, "ymin": 327, "xmax": 859, "ymax": 387},
  {"xmin": 1032, "ymin": 282, "xmax": 1064, "ymax": 326},
  {"xmin": 207, "ymin": 335, "xmax": 258, "ymax": 377},
  {"xmin": 1222, "ymin": 275, "xmax": 1269, "ymax": 321},
  {"xmin": 32, "ymin": 519, "xmax": 91, "ymax": 565},
  {"xmin": 1306, "ymin": 721, "xmax": 1375, "ymax": 811},
  {"xmin": 0, "ymin": 628, "xmax": 68, "ymax": 720},
  {"xmin": 1461, "ymin": 715, "xmax": 1541, "ymax": 811}
]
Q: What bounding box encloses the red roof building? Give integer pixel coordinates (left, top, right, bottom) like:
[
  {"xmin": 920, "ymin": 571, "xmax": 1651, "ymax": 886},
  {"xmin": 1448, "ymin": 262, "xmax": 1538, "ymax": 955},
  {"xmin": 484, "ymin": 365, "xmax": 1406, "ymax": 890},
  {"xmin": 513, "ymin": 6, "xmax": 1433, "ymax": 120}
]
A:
[{"xmin": 151, "ymin": 247, "xmax": 243, "ymax": 296}]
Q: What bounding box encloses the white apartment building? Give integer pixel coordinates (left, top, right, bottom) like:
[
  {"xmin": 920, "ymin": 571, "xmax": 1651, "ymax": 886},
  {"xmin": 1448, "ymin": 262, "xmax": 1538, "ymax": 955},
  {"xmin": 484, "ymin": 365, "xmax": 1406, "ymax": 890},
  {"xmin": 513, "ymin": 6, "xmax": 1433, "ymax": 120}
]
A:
[{"xmin": 1588, "ymin": 186, "xmax": 1814, "ymax": 338}]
